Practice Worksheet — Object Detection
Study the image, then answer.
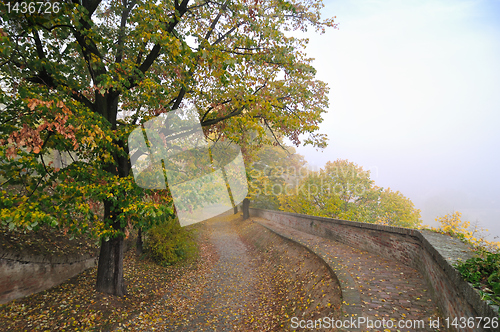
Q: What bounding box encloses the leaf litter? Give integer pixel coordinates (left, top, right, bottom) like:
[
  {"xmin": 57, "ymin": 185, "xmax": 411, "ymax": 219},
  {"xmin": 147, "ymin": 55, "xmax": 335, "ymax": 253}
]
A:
[{"xmin": 1, "ymin": 213, "xmax": 343, "ymax": 331}]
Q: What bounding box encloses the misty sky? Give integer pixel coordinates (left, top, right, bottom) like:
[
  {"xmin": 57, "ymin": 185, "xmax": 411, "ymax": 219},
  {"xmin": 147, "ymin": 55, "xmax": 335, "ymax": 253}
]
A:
[{"xmin": 292, "ymin": 0, "xmax": 500, "ymax": 238}]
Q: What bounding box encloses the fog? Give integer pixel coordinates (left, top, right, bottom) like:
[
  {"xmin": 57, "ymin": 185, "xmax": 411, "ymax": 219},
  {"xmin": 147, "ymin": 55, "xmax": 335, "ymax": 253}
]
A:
[{"xmin": 293, "ymin": 0, "xmax": 500, "ymax": 239}]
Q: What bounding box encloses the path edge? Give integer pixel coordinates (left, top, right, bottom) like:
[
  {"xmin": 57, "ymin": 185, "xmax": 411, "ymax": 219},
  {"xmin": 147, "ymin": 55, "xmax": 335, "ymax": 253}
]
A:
[{"xmin": 252, "ymin": 218, "xmax": 363, "ymax": 321}]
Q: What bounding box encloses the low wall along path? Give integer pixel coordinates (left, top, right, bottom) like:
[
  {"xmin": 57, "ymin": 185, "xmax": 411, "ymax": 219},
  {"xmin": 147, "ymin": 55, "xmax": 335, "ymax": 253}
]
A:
[{"xmin": 0, "ymin": 251, "xmax": 97, "ymax": 305}]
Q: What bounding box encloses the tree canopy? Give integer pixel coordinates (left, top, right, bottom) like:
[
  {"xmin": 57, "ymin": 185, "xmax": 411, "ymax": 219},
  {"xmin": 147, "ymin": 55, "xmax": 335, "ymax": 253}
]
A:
[
  {"xmin": 247, "ymin": 141, "xmax": 307, "ymax": 210},
  {"xmin": 0, "ymin": 0, "xmax": 336, "ymax": 295},
  {"xmin": 278, "ymin": 159, "xmax": 422, "ymax": 228}
]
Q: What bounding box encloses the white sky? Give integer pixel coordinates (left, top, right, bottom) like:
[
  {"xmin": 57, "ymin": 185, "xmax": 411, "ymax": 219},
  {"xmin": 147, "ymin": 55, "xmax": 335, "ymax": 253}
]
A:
[{"xmin": 293, "ymin": 0, "xmax": 500, "ymax": 238}]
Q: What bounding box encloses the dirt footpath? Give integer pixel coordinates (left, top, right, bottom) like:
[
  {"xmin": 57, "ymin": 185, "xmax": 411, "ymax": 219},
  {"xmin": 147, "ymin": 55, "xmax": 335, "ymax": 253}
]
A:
[{"xmin": 118, "ymin": 213, "xmax": 342, "ymax": 331}]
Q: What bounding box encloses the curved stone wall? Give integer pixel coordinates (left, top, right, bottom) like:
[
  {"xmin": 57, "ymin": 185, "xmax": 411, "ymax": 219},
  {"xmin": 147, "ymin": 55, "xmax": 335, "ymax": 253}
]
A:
[{"xmin": 250, "ymin": 208, "xmax": 500, "ymax": 332}]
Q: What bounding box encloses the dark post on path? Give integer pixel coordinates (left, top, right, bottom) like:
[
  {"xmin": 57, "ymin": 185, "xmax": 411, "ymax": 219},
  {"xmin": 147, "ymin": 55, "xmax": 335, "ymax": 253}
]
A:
[{"xmin": 243, "ymin": 198, "xmax": 250, "ymax": 219}]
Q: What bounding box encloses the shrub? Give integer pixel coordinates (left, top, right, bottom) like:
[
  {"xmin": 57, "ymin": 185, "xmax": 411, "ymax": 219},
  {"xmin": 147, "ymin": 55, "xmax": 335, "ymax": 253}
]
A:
[
  {"xmin": 428, "ymin": 212, "xmax": 500, "ymax": 252},
  {"xmin": 145, "ymin": 216, "xmax": 197, "ymax": 266},
  {"xmin": 455, "ymin": 249, "xmax": 500, "ymax": 308},
  {"xmin": 432, "ymin": 212, "xmax": 500, "ymax": 310}
]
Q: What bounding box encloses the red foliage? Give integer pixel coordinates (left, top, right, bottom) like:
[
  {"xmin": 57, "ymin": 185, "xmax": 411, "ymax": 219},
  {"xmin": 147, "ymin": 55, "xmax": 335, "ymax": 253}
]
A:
[{"xmin": 3, "ymin": 99, "xmax": 78, "ymax": 159}]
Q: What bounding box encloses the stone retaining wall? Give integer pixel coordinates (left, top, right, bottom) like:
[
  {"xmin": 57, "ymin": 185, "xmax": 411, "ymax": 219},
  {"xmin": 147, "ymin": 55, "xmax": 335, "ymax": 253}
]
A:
[
  {"xmin": 0, "ymin": 251, "xmax": 98, "ymax": 304},
  {"xmin": 250, "ymin": 208, "xmax": 500, "ymax": 332}
]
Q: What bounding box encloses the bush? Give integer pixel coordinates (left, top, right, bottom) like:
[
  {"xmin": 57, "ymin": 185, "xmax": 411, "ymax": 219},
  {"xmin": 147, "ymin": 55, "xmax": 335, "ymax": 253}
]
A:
[
  {"xmin": 455, "ymin": 249, "xmax": 500, "ymax": 308},
  {"xmin": 430, "ymin": 212, "xmax": 500, "ymax": 310},
  {"xmin": 428, "ymin": 212, "xmax": 500, "ymax": 252},
  {"xmin": 145, "ymin": 216, "xmax": 197, "ymax": 266}
]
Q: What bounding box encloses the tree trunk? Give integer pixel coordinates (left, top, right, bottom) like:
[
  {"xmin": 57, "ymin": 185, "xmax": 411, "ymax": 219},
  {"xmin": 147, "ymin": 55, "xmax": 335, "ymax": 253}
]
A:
[
  {"xmin": 96, "ymin": 233, "xmax": 126, "ymax": 296},
  {"xmin": 243, "ymin": 198, "xmax": 250, "ymax": 219},
  {"xmin": 136, "ymin": 227, "xmax": 143, "ymax": 255},
  {"xmin": 93, "ymin": 99, "xmax": 131, "ymax": 296},
  {"xmin": 95, "ymin": 197, "xmax": 127, "ymax": 296}
]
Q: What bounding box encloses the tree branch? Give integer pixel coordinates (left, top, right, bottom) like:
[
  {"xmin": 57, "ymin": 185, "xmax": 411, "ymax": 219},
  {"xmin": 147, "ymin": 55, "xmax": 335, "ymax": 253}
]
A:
[
  {"xmin": 139, "ymin": 0, "xmax": 190, "ymax": 73},
  {"xmin": 263, "ymin": 117, "xmax": 290, "ymax": 153},
  {"xmin": 75, "ymin": 0, "xmax": 102, "ymax": 18},
  {"xmin": 171, "ymin": 87, "xmax": 186, "ymax": 111},
  {"xmin": 127, "ymin": 0, "xmax": 190, "ymax": 90},
  {"xmin": 201, "ymin": 98, "xmax": 232, "ymax": 122},
  {"xmin": 212, "ymin": 22, "xmax": 242, "ymax": 46},
  {"xmin": 115, "ymin": 0, "xmax": 137, "ymax": 63},
  {"xmin": 201, "ymin": 106, "xmax": 244, "ymax": 127},
  {"xmin": 203, "ymin": 1, "xmax": 229, "ymax": 43}
]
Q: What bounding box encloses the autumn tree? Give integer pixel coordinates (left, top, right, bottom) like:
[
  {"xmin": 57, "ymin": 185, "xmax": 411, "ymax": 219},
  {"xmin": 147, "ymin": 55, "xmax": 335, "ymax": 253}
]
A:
[
  {"xmin": 279, "ymin": 159, "xmax": 378, "ymax": 220},
  {"xmin": 247, "ymin": 141, "xmax": 307, "ymax": 209},
  {"xmin": 0, "ymin": 0, "xmax": 336, "ymax": 295},
  {"xmin": 430, "ymin": 212, "xmax": 499, "ymax": 250},
  {"xmin": 376, "ymin": 188, "xmax": 421, "ymax": 228},
  {"xmin": 278, "ymin": 168, "xmax": 343, "ymax": 217},
  {"xmin": 278, "ymin": 159, "xmax": 422, "ymax": 228}
]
